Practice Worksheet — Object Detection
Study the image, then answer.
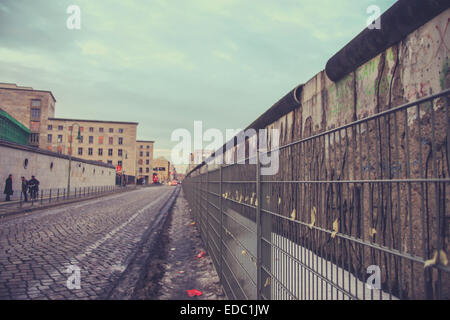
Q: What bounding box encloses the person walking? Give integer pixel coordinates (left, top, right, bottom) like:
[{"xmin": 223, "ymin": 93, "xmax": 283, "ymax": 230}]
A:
[
  {"xmin": 3, "ymin": 174, "xmax": 13, "ymax": 201},
  {"xmin": 21, "ymin": 177, "xmax": 28, "ymax": 202},
  {"xmin": 28, "ymin": 176, "xmax": 40, "ymax": 200}
]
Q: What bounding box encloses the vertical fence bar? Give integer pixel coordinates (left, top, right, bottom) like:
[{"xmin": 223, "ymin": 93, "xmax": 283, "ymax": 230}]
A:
[
  {"xmin": 206, "ymin": 164, "xmax": 209, "ymax": 254},
  {"xmin": 219, "ymin": 165, "xmax": 224, "ymax": 286},
  {"xmin": 256, "ymin": 148, "xmax": 262, "ymax": 300}
]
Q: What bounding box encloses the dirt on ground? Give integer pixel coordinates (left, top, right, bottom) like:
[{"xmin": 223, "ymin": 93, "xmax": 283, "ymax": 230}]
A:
[{"xmin": 137, "ymin": 189, "xmax": 225, "ymax": 300}]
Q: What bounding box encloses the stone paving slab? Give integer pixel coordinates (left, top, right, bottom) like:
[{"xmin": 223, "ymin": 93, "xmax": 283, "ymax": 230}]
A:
[{"xmin": 0, "ymin": 186, "xmax": 175, "ymax": 300}]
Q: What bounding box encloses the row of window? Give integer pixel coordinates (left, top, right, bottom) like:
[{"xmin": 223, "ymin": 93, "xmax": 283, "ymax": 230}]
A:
[
  {"xmin": 139, "ymin": 145, "xmax": 151, "ymax": 149},
  {"xmin": 48, "ymin": 125, "xmax": 124, "ymax": 134},
  {"xmin": 139, "ymin": 151, "xmax": 151, "ymax": 157},
  {"xmin": 138, "ymin": 159, "xmax": 151, "ymax": 165},
  {"xmin": 75, "ymin": 147, "xmax": 125, "ymax": 157},
  {"xmin": 138, "ymin": 168, "xmax": 151, "ymax": 173},
  {"xmin": 48, "ymin": 134, "xmax": 123, "ymax": 145}
]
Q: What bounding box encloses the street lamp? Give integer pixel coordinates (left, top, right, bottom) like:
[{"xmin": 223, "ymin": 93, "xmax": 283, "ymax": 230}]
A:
[{"xmin": 67, "ymin": 123, "xmax": 82, "ymax": 197}]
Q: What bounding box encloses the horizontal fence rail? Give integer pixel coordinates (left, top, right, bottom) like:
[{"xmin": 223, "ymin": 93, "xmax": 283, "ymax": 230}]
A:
[
  {"xmin": 182, "ymin": 89, "xmax": 450, "ymax": 300},
  {"xmin": 0, "ymin": 185, "xmax": 133, "ymax": 212}
]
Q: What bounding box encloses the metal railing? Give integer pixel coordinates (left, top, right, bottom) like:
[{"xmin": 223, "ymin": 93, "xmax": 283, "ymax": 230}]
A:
[
  {"xmin": 0, "ymin": 185, "xmax": 132, "ymax": 211},
  {"xmin": 182, "ymin": 89, "xmax": 450, "ymax": 300}
]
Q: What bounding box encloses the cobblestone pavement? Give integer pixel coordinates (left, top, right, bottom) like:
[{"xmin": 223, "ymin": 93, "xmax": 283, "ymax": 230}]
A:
[
  {"xmin": 0, "ymin": 186, "xmax": 175, "ymax": 300},
  {"xmin": 154, "ymin": 190, "xmax": 225, "ymax": 300}
]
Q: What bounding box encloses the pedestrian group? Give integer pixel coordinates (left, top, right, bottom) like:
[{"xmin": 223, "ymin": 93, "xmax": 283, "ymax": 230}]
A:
[{"xmin": 3, "ymin": 175, "xmax": 40, "ymax": 202}]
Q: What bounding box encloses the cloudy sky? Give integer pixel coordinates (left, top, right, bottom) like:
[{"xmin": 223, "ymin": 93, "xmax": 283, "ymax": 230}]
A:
[{"xmin": 0, "ymin": 0, "xmax": 396, "ymax": 171}]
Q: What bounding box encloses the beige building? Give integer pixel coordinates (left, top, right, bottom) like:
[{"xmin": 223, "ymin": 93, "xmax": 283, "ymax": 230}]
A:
[
  {"xmin": 152, "ymin": 157, "xmax": 173, "ymax": 183},
  {"xmin": 0, "ymin": 83, "xmax": 156, "ymax": 183},
  {"xmin": 135, "ymin": 140, "xmax": 154, "ymax": 184},
  {"xmin": 0, "ymin": 83, "xmax": 56, "ymax": 147},
  {"xmin": 45, "ymin": 118, "xmax": 138, "ymax": 181}
]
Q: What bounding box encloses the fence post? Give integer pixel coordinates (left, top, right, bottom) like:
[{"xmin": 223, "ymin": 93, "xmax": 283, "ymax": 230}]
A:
[
  {"xmin": 49, "ymin": 189, "xmax": 52, "ymax": 203},
  {"xmin": 19, "ymin": 189, "xmax": 22, "ymax": 208},
  {"xmin": 219, "ymin": 165, "xmax": 224, "ymax": 284},
  {"xmin": 256, "ymin": 148, "xmax": 262, "ymax": 300},
  {"xmin": 206, "ymin": 164, "xmax": 209, "ymax": 254}
]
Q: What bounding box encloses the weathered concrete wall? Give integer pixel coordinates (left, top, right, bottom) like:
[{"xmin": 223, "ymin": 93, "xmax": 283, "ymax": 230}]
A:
[
  {"xmin": 193, "ymin": 9, "xmax": 450, "ymax": 299},
  {"xmin": 0, "ymin": 141, "xmax": 116, "ymax": 194},
  {"xmin": 261, "ymin": 9, "xmax": 450, "ymax": 299}
]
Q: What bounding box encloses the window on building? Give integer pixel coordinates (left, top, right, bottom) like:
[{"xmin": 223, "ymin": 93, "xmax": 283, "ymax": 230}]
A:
[
  {"xmin": 146, "ymin": 159, "xmax": 149, "ymax": 165},
  {"xmin": 118, "ymin": 137, "xmax": 123, "ymax": 145},
  {"xmin": 118, "ymin": 128, "xmax": 124, "ymax": 133},
  {"xmin": 30, "ymin": 108, "xmax": 41, "ymax": 120},
  {"xmin": 153, "ymin": 168, "xmax": 158, "ymax": 172},
  {"xmin": 98, "ymin": 136, "xmax": 104, "ymax": 144},
  {"xmin": 98, "ymin": 148, "xmax": 103, "ymax": 156},
  {"xmin": 147, "ymin": 145, "xmax": 150, "ymax": 149},
  {"xmin": 89, "ymin": 136, "xmax": 94, "ymax": 144},
  {"xmin": 68, "ymin": 126, "xmax": 73, "ymax": 131},
  {"xmin": 109, "ymin": 137, "xmax": 113, "ymax": 145},
  {"xmin": 57, "ymin": 135, "xmax": 63, "ymax": 143},
  {"xmin": 146, "ymin": 152, "xmax": 149, "ymax": 157},
  {"xmin": 58, "ymin": 125, "xmax": 63, "ymax": 130},
  {"xmin": 78, "ymin": 148, "xmax": 83, "ymax": 155},
  {"xmin": 88, "ymin": 148, "xmax": 93, "ymax": 156},
  {"xmin": 139, "ymin": 168, "xmax": 143, "ymax": 173},
  {"xmin": 79, "ymin": 136, "xmax": 84, "ymax": 143},
  {"xmin": 118, "ymin": 149, "xmax": 123, "ymax": 157},
  {"xmin": 140, "ymin": 145, "xmax": 143, "ymax": 149},
  {"xmin": 48, "ymin": 125, "xmax": 53, "ymax": 130},
  {"xmin": 47, "ymin": 134, "xmax": 52, "ymax": 143},
  {"xmin": 140, "ymin": 151, "xmax": 143, "ymax": 157},
  {"xmin": 107, "ymin": 160, "xmax": 113, "ymax": 165},
  {"xmin": 109, "ymin": 128, "xmax": 114, "ymax": 133},
  {"xmin": 99, "ymin": 128, "xmax": 104, "ymax": 132},
  {"xmin": 89, "ymin": 127, "xmax": 94, "ymax": 132},
  {"xmin": 108, "ymin": 149, "xmax": 113, "ymax": 156},
  {"xmin": 118, "ymin": 160, "xmax": 123, "ymax": 166},
  {"xmin": 146, "ymin": 168, "xmax": 149, "ymax": 173},
  {"xmin": 31, "ymin": 99, "xmax": 41, "ymax": 107}
]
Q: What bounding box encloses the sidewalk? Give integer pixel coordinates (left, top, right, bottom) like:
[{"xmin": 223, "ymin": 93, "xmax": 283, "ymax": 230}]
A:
[
  {"xmin": 140, "ymin": 189, "xmax": 225, "ymax": 300},
  {"xmin": 0, "ymin": 185, "xmax": 137, "ymax": 218}
]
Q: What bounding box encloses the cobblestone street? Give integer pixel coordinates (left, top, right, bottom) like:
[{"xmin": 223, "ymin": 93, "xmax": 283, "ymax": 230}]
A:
[{"xmin": 0, "ymin": 186, "xmax": 176, "ymax": 300}]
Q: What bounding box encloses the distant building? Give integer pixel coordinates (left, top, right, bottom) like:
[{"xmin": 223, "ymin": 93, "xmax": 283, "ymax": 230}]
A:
[
  {"xmin": 135, "ymin": 140, "xmax": 154, "ymax": 184},
  {"xmin": 152, "ymin": 157, "xmax": 172, "ymax": 183},
  {"xmin": 0, "ymin": 82, "xmax": 156, "ymax": 183},
  {"xmin": 45, "ymin": 118, "xmax": 138, "ymax": 182},
  {"xmin": 188, "ymin": 149, "xmax": 214, "ymax": 173},
  {"xmin": 0, "ymin": 83, "xmax": 56, "ymax": 147}
]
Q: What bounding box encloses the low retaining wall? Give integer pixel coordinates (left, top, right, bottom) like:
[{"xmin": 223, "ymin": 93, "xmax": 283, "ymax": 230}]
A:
[{"xmin": 0, "ymin": 140, "xmax": 116, "ymax": 194}]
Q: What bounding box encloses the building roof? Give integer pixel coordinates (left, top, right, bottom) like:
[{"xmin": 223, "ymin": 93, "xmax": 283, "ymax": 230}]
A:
[
  {"xmin": 0, "ymin": 108, "xmax": 31, "ymax": 133},
  {"xmin": 48, "ymin": 117, "xmax": 138, "ymax": 125},
  {"xmin": 136, "ymin": 140, "xmax": 155, "ymax": 143},
  {"xmin": 0, "ymin": 83, "xmax": 56, "ymax": 102}
]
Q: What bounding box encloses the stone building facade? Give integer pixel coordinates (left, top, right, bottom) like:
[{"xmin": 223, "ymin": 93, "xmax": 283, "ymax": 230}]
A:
[
  {"xmin": 45, "ymin": 118, "xmax": 138, "ymax": 181},
  {"xmin": 135, "ymin": 140, "xmax": 154, "ymax": 184},
  {"xmin": 0, "ymin": 83, "xmax": 56, "ymax": 147},
  {"xmin": 152, "ymin": 157, "xmax": 172, "ymax": 183}
]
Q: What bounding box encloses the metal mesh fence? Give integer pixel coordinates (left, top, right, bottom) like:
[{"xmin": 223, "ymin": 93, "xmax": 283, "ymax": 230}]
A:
[{"xmin": 183, "ymin": 89, "xmax": 450, "ymax": 300}]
